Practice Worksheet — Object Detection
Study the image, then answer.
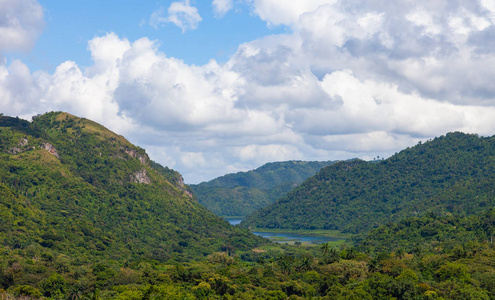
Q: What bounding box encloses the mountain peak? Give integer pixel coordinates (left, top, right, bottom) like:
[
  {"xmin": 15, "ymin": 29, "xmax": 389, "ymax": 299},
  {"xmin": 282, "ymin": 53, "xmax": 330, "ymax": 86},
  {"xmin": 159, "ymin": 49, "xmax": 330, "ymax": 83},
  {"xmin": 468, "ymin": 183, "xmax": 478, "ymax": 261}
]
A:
[{"xmin": 0, "ymin": 112, "xmax": 263, "ymax": 262}]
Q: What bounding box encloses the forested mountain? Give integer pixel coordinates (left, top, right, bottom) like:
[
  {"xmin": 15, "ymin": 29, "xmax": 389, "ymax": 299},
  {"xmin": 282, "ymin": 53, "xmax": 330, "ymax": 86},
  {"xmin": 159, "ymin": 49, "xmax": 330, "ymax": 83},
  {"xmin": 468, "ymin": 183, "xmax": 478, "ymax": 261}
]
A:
[
  {"xmin": 241, "ymin": 132, "xmax": 495, "ymax": 233},
  {"xmin": 190, "ymin": 160, "xmax": 335, "ymax": 216},
  {"xmin": 0, "ymin": 112, "xmax": 263, "ymax": 264},
  {"xmin": 2, "ymin": 116, "xmax": 495, "ymax": 299}
]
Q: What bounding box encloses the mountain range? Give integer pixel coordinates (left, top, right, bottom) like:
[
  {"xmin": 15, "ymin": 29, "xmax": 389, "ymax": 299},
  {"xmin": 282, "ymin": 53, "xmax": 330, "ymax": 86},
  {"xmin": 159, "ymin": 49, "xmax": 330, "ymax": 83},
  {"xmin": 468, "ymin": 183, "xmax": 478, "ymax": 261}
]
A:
[
  {"xmin": 2, "ymin": 113, "xmax": 495, "ymax": 299},
  {"xmin": 190, "ymin": 160, "xmax": 335, "ymax": 217}
]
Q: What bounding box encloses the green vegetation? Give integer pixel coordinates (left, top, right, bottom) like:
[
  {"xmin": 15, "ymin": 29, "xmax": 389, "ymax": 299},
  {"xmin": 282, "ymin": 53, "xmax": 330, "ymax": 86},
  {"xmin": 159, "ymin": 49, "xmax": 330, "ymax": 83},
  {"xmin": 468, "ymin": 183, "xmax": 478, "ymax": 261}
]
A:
[
  {"xmin": 190, "ymin": 160, "xmax": 335, "ymax": 217},
  {"xmin": 249, "ymin": 228, "xmax": 350, "ymax": 239},
  {"xmin": 242, "ymin": 132, "xmax": 495, "ymax": 233},
  {"xmin": 1, "ymin": 210, "xmax": 494, "ymax": 299},
  {"xmin": 356, "ymin": 208, "xmax": 495, "ymax": 254},
  {"xmin": 1, "ymin": 113, "xmax": 495, "ymax": 299},
  {"xmin": 0, "ymin": 112, "xmax": 264, "ymax": 264}
]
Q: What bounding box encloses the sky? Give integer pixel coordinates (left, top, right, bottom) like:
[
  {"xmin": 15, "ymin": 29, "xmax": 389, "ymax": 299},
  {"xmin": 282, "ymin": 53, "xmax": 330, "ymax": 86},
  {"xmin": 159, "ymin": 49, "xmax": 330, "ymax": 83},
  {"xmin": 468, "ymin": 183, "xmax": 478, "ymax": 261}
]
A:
[{"xmin": 2, "ymin": 0, "xmax": 495, "ymax": 184}]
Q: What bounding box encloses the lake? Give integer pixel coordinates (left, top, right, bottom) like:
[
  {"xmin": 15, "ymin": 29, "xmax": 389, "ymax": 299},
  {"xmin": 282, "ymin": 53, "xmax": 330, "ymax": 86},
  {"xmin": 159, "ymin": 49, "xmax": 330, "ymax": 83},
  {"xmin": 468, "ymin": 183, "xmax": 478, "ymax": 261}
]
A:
[
  {"xmin": 224, "ymin": 217, "xmax": 342, "ymax": 244},
  {"xmin": 225, "ymin": 217, "xmax": 243, "ymax": 226}
]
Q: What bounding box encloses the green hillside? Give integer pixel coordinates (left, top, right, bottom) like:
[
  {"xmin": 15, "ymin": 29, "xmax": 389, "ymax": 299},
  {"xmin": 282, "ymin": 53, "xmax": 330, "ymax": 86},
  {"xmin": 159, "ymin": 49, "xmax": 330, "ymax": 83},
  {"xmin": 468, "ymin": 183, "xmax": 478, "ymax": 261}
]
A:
[
  {"xmin": 190, "ymin": 160, "xmax": 335, "ymax": 216},
  {"xmin": 241, "ymin": 132, "xmax": 495, "ymax": 233},
  {"xmin": 1, "ymin": 117, "xmax": 495, "ymax": 299},
  {"xmin": 356, "ymin": 208, "xmax": 495, "ymax": 254},
  {"xmin": 0, "ymin": 112, "xmax": 263, "ymax": 264}
]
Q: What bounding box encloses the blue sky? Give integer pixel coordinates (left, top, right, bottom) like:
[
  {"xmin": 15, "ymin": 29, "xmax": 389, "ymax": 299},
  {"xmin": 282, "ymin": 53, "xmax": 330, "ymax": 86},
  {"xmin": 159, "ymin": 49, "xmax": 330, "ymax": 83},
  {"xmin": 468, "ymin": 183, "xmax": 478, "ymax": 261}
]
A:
[
  {"xmin": 14, "ymin": 0, "xmax": 286, "ymax": 70},
  {"xmin": 2, "ymin": 0, "xmax": 495, "ymax": 183}
]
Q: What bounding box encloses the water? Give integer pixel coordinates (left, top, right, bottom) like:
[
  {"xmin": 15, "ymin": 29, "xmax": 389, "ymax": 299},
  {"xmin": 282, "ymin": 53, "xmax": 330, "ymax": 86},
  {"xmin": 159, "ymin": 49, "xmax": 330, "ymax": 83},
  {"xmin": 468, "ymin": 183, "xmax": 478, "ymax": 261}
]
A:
[
  {"xmin": 224, "ymin": 218, "xmax": 243, "ymax": 226},
  {"xmin": 224, "ymin": 217, "xmax": 342, "ymax": 244},
  {"xmin": 251, "ymin": 231, "xmax": 342, "ymax": 244}
]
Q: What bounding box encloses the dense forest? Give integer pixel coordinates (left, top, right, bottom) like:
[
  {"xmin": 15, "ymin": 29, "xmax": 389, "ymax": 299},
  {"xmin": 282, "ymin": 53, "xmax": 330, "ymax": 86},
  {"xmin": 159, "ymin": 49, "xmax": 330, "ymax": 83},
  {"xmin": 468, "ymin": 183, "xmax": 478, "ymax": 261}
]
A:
[
  {"xmin": 0, "ymin": 112, "xmax": 264, "ymax": 262},
  {"xmin": 1, "ymin": 113, "xmax": 495, "ymax": 299},
  {"xmin": 241, "ymin": 132, "xmax": 495, "ymax": 233},
  {"xmin": 190, "ymin": 160, "xmax": 335, "ymax": 217},
  {"xmin": 2, "ymin": 203, "xmax": 494, "ymax": 299}
]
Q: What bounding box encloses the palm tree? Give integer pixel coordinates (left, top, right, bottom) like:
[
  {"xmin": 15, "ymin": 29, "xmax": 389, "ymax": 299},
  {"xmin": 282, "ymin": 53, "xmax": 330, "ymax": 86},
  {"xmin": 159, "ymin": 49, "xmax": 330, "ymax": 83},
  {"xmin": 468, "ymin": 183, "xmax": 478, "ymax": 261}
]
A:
[
  {"xmin": 279, "ymin": 260, "xmax": 293, "ymax": 275},
  {"xmin": 345, "ymin": 247, "xmax": 356, "ymax": 259},
  {"xmin": 82, "ymin": 289, "xmax": 100, "ymax": 300},
  {"xmin": 277, "ymin": 255, "xmax": 294, "ymax": 275},
  {"xmin": 327, "ymin": 248, "xmax": 340, "ymax": 263},
  {"xmin": 368, "ymin": 257, "xmax": 379, "ymax": 272},
  {"xmin": 320, "ymin": 242, "xmax": 330, "ymax": 256},
  {"xmin": 298, "ymin": 256, "xmax": 313, "ymax": 271}
]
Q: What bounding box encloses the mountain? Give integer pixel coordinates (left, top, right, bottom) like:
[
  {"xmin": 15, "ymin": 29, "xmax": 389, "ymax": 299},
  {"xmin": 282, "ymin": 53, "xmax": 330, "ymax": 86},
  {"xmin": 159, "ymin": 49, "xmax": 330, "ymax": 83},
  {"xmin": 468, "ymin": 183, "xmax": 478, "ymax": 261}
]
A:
[
  {"xmin": 190, "ymin": 160, "xmax": 336, "ymax": 217},
  {"xmin": 241, "ymin": 132, "xmax": 495, "ymax": 233},
  {"xmin": 0, "ymin": 112, "xmax": 263, "ymax": 263},
  {"xmin": 2, "ymin": 118, "xmax": 495, "ymax": 299}
]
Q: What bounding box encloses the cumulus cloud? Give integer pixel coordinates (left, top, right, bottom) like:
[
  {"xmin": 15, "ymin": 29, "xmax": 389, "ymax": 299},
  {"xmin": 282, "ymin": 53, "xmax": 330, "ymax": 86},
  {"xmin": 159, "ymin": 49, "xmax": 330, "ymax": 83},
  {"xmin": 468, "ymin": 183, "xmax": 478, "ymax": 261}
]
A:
[
  {"xmin": 246, "ymin": 0, "xmax": 332, "ymax": 27},
  {"xmin": 213, "ymin": 0, "xmax": 233, "ymax": 17},
  {"xmin": 0, "ymin": 0, "xmax": 44, "ymax": 52},
  {"xmin": 150, "ymin": 0, "xmax": 202, "ymax": 32},
  {"xmin": 4, "ymin": 1, "xmax": 495, "ymax": 183}
]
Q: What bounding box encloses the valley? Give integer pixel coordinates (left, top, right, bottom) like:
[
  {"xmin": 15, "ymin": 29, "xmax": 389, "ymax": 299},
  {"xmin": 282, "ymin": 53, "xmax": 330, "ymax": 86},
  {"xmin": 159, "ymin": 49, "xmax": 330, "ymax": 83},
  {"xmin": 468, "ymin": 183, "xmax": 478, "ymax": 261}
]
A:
[
  {"xmin": 226, "ymin": 218, "xmax": 347, "ymax": 245},
  {"xmin": 191, "ymin": 160, "xmax": 336, "ymax": 217},
  {"xmin": 1, "ymin": 112, "xmax": 495, "ymax": 299}
]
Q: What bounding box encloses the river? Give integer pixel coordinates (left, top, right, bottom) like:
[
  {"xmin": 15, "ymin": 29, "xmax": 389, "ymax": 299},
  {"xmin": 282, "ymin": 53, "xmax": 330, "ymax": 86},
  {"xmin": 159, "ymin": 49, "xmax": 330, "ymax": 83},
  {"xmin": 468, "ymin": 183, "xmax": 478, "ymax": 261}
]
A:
[{"xmin": 224, "ymin": 217, "xmax": 343, "ymax": 244}]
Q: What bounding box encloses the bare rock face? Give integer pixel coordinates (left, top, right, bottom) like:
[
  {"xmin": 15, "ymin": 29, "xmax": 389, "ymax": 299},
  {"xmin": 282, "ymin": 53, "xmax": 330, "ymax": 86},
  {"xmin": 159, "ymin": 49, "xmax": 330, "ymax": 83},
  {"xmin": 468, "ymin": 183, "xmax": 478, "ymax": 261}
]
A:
[
  {"xmin": 125, "ymin": 148, "xmax": 147, "ymax": 165},
  {"xmin": 131, "ymin": 169, "xmax": 151, "ymax": 184},
  {"xmin": 41, "ymin": 142, "xmax": 60, "ymax": 158},
  {"xmin": 19, "ymin": 138, "xmax": 28, "ymax": 147},
  {"xmin": 9, "ymin": 138, "xmax": 32, "ymax": 155},
  {"xmin": 9, "ymin": 147, "xmax": 22, "ymax": 155},
  {"xmin": 176, "ymin": 176, "xmax": 184, "ymax": 188}
]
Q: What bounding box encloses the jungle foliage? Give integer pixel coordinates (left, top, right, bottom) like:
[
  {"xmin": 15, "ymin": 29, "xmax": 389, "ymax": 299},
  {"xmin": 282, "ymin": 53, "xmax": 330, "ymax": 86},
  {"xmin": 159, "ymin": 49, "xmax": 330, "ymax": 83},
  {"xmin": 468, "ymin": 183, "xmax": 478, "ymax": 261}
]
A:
[
  {"xmin": 0, "ymin": 112, "xmax": 264, "ymax": 265},
  {"xmin": 190, "ymin": 160, "xmax": 335, "ymax": 217},
  {"xmin": 241, "ymin": 132, "xmax": 495, "ymax": 233},
  {"xmin": 2, "ymin": 113, "xmax": 495, "ymax": 299},
  {"xmin": 1, "ymin": 209, "xmax": 495, "ymax": 299}
]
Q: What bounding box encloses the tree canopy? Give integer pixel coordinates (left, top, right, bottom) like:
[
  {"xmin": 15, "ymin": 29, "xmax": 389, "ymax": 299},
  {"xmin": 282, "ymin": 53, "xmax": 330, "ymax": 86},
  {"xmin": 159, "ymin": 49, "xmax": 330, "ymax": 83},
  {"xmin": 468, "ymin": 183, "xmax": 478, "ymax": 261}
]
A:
[{"xmin": 242, "ymin": 132, "xmax": 495, "ymax": 233}]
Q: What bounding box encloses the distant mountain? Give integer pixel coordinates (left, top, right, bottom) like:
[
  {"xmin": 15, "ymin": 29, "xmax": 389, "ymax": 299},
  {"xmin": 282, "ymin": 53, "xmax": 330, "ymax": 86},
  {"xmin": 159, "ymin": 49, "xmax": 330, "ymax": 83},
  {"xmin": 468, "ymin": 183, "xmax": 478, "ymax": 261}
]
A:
[
  {"xmin": 0, "ymin": 112, "xmax": 263, "ymax": 263},
  {"xmin": 241, "ymin": 132, "xmax": 495, "ymax": 233},
  {"xmin": 190, "ymin": 160, "xmax": 336, "ymax": 217}
]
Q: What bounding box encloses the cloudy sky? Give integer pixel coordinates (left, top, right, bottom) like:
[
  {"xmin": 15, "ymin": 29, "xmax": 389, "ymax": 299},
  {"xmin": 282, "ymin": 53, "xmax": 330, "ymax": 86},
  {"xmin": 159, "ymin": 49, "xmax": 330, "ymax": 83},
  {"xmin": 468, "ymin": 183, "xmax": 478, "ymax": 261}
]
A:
[{"xmin": 2, "ymin": 0, "xmax": 495, "ymax": 183}]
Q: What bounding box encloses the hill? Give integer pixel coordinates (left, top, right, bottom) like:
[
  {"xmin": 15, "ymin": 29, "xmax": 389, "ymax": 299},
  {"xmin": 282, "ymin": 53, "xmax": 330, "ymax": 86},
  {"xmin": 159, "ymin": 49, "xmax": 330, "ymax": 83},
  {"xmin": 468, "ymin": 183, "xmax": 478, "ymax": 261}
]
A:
[
  {"xmin": 190, "ymin": 160, "xmax": 335, "ymax": 216},
  {"xmin": 1, "ymin": 118, "xmax": 494, "ymax": 299},
  {"xmin": 0, "ymin": 112, "xmax": 263, "ymax": 264},
  {"xmin": 356, "ymin": 208, "xmax": 495, "ymax": 254},
  {"xmin": 241, "ymin": 132, "xmax": 495, "ymax": 233}
]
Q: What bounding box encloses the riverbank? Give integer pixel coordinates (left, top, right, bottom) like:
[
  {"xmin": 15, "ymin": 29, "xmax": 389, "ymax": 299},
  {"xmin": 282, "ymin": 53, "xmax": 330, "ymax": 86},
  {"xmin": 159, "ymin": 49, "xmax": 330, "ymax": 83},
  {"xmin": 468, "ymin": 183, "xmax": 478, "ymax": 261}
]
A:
[
  {"xmin": 248, "ymin": 227, "xmax": 352, "ymax": 239},
  {"xmin": 224, "ymin": 217, "xmax": 351, "ymax": 245}
]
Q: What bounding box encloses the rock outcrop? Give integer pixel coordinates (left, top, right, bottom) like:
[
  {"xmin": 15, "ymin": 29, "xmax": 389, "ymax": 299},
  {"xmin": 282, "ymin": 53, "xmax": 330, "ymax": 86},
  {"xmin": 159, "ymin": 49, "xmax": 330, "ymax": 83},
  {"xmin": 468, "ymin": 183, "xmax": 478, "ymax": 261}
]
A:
[
  {"xmin": 41, "ymin": 142, "xmax": 60, "ymax": 158},
  {"xmin": 131, "ymin": 169, "xmax": 151, "ymax": 184},
  {"xmin": 125, "ymin": 148, "xmax": 147, "ymax": 165}
]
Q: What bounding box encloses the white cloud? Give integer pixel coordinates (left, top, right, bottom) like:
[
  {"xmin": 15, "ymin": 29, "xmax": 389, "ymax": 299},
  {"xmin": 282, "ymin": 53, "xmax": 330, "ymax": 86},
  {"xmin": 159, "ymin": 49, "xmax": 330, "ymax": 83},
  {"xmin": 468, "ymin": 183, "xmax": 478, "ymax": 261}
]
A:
[
  {"xmin": 247, "ymin": 0, "xmax": 333, "ymax": 27},
  {"xmin": 481, "ymin": 0, "xmax": 495, "ymax": 22},
  {"xmin": 5, "ymin": 1, "xmax": 495, "ymax": 183},
  {"xmin": 213, "ymin": 0, "xmax": 233, "ymax": 17},
  {"xmin": 234, "ymin": 144, "xmax": 302, "ymax": 163},
  {"xmin": 150, "ymin": 0, "xmax": 202, "ymax": 32},
  {"xmin": 0, "ymin": 0, "xmax": 44, "ymax": 52},
  {"xmin": 0, "ymin": 60, "xmax": 39, "ymax": 115},
  {"xmin": 181, "ymin": 151, "xmax": 207, "ymax": 168}
]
